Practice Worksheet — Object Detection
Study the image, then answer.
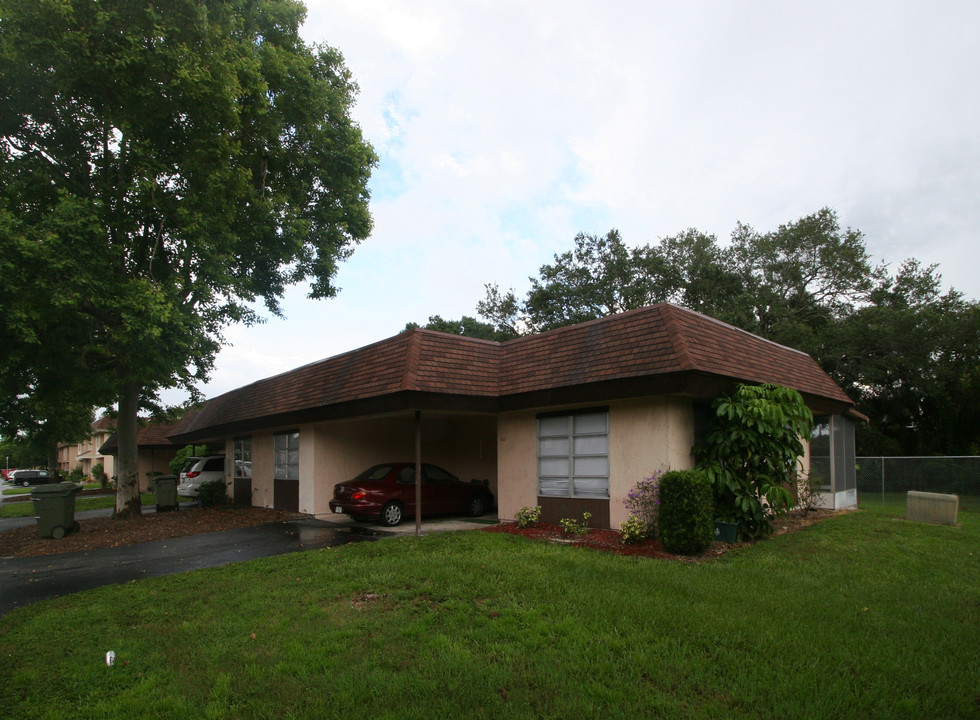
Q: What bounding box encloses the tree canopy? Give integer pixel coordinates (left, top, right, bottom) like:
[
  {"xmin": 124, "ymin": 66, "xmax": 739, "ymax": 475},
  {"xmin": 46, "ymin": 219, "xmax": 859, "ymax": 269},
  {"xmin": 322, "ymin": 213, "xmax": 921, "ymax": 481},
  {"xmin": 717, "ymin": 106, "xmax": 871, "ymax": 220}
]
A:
[
  {"xmin": 415, "ymin": 208, "xmax": 978, "ymax": 456},
  {"xmin": 0, "ymin": 0, "xmax": 376, "ymax": 516}
]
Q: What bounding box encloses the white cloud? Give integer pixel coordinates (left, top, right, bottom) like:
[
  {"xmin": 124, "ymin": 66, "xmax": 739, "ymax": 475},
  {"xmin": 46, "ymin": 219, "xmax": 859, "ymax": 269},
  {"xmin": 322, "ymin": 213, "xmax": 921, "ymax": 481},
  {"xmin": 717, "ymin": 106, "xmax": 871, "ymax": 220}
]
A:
[{"xmin": 166, "ymin": 0, "xmax": 980, "ymax": 404}]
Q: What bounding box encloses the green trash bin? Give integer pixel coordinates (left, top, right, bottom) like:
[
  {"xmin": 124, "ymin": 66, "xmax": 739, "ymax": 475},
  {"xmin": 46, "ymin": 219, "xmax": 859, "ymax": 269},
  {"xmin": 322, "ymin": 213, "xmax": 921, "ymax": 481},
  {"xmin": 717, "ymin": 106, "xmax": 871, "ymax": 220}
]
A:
[
  {"xmin": 31, "ymin": 483, "xmax": 83, "ymax": 539},
  {"xmin": 153, "ymin": 474, "xmax": 179, "ymax": 512}
]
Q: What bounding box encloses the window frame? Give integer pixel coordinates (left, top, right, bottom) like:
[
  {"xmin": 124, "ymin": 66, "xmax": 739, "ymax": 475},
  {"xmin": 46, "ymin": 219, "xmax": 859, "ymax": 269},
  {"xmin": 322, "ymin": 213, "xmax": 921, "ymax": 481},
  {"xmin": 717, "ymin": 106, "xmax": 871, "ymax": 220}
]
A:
[
  {"xmin": 233, "ymin": 436, "xmax": 252, "ymax": 480},
  {"xmin": 273, "ymin": 431, "xmax": 300, "ymax": 481},
  {"xmin": 536, "ymin": 408, "xmax": 610, "ymax": 499}
]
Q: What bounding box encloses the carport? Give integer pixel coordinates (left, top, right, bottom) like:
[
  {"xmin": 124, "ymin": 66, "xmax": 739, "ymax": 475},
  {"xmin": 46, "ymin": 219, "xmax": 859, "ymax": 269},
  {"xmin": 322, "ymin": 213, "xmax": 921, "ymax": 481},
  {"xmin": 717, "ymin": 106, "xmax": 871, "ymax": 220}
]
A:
[{"xmin": 168, "ymin": 329, "xmax": 502, "ymax": 534}]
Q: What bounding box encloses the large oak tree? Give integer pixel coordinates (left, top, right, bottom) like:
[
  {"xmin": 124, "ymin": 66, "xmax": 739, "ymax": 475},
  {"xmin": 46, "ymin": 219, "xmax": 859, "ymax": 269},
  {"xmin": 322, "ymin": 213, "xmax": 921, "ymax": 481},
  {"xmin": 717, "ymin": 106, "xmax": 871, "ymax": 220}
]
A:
[{"xmin": 0, "ymin": 0, "xmax": 376, "ymax": 516}]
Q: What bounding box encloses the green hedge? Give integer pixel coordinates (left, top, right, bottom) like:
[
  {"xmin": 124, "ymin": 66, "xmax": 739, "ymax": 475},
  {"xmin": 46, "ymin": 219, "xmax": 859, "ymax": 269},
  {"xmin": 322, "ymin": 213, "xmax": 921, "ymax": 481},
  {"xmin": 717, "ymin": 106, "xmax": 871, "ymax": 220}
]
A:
[{"xmin": 658, "ymin": 469, "xmax": 714, "ymax": 555}]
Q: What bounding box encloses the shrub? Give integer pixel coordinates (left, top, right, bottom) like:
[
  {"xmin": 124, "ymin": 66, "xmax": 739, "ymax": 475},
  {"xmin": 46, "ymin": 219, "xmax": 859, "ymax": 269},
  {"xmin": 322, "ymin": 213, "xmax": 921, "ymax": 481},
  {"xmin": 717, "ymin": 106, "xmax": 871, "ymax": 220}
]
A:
[
  {"xmin": 694, "ymin": 383, "xmax": 813, "ymax": 539},
  {"xmin": 619, "ymin": 515, "xmax": 647, "ymax": 544},
  {"xmin": 658, "ymin": 469, "xmax": 714, "ymax": 555},
  {"xmin": 515, "ymin": 505, "xmax": 542, "ymax": 528},
  {"xmin": 795, "ymin": 473, "xmax": 822, "ymax": 516},
  {"xmin": 197, "ymin": 478, "xmax": 229, "ymax": 507},
  {"xmin": 92, "ymin": 463, "xmax": 108, "ymax": 489},
  {"xmin": 624, "ymin": 469, "xmax": 663, "ymax": 539},
  {"xmin": 66, "ymin": 465, "xmax": 85, "ymax": 484},
  {"xmin": 559, "ymin": 511, "xmax": 592, "ymax": 536}
]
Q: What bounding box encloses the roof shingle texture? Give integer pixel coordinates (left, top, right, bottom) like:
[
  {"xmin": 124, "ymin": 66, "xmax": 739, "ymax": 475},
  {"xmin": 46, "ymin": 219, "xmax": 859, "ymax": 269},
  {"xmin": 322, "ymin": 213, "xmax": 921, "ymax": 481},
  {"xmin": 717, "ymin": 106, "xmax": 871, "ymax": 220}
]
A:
[{"xmin": 173, "ymin": 304, "xmax": 851, "ymax": 438}]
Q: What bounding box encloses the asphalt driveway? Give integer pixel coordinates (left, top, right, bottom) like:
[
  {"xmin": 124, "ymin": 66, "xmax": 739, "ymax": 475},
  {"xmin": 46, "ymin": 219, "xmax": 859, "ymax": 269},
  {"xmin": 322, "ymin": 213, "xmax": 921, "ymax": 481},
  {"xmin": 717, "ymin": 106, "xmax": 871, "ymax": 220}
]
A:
[
  {"xmin": 0, "ymin": 506, "xmax": 498, "ymax": 617},
  {"xmin": 0, "ymin": 517, "xmax": 392, "ymax": 617}
]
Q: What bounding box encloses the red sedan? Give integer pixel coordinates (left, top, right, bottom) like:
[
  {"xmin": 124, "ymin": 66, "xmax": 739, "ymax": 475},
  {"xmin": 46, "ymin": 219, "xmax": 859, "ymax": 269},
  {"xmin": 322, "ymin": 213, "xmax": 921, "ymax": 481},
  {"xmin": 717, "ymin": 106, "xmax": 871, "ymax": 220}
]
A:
[{"xmin": 329, "ymin": 463, "xmax": 494, "ymax": 527}]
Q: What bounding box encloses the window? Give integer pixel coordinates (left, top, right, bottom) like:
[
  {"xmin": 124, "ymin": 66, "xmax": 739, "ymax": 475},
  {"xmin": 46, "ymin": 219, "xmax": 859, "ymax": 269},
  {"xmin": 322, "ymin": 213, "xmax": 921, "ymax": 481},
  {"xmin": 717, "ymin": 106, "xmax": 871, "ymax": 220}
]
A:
[
  {"xmin": 234, "ymin": 437, "xmax": 252, "ymax": 479},
  {"xmin": 537, "ymin": 411, "xmax": 609, "ymax": 499},
  {"xmin": 274, "ymin": 431, "xmax": 299, "ymax": 481}
]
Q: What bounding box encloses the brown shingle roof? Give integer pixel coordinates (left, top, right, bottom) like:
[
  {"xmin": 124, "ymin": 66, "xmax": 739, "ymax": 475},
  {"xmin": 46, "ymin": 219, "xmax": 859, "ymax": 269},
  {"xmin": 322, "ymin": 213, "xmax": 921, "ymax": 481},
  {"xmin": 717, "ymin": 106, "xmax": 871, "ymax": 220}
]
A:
[
  {"xmin": 170, "ymin": 304, "xmax": 854, "ymax": 441},
  {"xmin": 98, "ymin": 421, "xmax": 182, "ymax": 454}
]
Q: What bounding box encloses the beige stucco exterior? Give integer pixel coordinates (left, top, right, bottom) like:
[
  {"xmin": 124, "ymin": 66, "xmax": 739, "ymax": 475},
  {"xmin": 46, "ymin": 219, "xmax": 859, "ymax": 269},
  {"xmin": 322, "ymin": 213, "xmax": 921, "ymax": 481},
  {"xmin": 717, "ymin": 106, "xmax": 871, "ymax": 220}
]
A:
[
  {"xmin": 497, "ymin": 396, "xmax": 698, "ymax": 528},
  {"xmin": 228, "ymin": 413, "xmax": 498, "ymax": 518}
]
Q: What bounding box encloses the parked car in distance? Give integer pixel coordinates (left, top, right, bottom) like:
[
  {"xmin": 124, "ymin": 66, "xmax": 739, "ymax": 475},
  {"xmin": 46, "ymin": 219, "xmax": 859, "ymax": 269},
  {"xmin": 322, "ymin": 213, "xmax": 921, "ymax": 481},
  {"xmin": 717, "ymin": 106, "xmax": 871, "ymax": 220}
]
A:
[
  {"xmin": 329, "ymin": 462, "xmax": 494, "ymax": 527},
  {"xmin": 10, "ymin": 469, "xmax": 54, "ymax": 486},
  {"xmin": 177, "ymin": 456, "xmax": 226, "ymax": 498}
]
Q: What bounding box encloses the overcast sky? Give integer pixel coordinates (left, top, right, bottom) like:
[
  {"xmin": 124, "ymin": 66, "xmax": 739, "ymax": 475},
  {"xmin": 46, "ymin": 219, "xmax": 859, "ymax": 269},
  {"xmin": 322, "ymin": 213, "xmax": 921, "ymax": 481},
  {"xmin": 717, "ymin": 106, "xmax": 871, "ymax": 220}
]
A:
[{"xmin": 178, "ymin": 0, "xmax": 980, "ymax": 404}]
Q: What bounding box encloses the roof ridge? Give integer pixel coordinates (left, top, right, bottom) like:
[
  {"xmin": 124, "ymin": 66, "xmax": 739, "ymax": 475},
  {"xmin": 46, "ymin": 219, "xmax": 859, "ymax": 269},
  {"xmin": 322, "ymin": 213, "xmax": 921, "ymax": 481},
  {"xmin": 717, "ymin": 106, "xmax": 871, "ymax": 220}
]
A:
[
  {"xmin": 401, "ymin": 329, "xmax": 423, "ymax": 390},
  {"xmin": 662, "ymin": 305, "xmax": 696, "ymax": 369}
]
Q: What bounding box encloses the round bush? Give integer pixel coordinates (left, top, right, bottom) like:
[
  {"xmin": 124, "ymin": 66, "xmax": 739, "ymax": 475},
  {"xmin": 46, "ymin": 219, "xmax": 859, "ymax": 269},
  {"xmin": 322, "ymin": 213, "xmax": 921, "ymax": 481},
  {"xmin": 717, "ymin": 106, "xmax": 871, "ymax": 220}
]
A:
[{"xmin": 657, "ymin": 469, "xmax": 714, "ymax": 555}]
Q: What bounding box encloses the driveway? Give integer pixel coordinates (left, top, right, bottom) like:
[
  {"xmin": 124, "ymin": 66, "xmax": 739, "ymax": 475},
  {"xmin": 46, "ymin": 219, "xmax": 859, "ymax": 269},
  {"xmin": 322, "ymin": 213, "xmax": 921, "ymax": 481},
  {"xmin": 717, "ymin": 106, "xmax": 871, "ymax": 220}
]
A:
[{"xmin": 0, "ymin": 511, "xmax": 497, "ymax": 617}]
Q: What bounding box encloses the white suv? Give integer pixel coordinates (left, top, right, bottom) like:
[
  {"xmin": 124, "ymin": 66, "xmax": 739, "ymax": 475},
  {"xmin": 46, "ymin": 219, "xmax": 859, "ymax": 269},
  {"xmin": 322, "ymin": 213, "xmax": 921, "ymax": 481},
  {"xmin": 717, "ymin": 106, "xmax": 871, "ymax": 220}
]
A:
[{"xmin": 177, "ymin": 456, "xmax": 226, "ymax": 497}]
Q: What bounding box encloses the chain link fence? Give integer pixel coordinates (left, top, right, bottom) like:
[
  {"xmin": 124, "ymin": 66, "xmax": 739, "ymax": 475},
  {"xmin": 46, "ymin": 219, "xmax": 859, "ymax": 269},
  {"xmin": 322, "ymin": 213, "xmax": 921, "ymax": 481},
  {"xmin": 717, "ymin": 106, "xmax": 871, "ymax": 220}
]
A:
[{"xmin": 856, "ymin": 457, "xmax": 980, "ymax": 513}]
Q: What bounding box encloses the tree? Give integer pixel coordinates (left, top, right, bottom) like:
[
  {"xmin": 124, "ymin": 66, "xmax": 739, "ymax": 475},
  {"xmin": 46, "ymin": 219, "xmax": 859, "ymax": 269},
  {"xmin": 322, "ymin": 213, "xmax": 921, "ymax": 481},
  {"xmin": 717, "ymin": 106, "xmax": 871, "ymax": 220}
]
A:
[
  {"xmin": 727, "ymin": 208, "xmax": 876, "ymax": 354},
  {"xmin": 827, "ymin": 260, "xmax": 980, "ymax": 455},
  {"xmin": 404, "ymin": 315, "xmax": 517, "ymax": 342},
  {"xmin": 0, "ymin": 0, "xmax": 376, "ymax": 517},
  {"xmin": 693, "ymin": 384, "xmax": 814, "ymax": 540},
  {"xmin": 522, "ymin": 230, "xmax": 670, "ymax": 332}
]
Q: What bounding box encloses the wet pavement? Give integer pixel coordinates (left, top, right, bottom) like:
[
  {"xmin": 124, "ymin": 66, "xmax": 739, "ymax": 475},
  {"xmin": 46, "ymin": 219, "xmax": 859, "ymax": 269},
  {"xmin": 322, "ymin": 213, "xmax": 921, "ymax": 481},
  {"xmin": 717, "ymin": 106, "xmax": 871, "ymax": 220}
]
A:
[
  {"xmin": 0, "ymin": 489, "xmax": 499, "ymax": 617},
  {"xmin": 0, "ymin": 518, "xmax": 391, "ymax": 617}
]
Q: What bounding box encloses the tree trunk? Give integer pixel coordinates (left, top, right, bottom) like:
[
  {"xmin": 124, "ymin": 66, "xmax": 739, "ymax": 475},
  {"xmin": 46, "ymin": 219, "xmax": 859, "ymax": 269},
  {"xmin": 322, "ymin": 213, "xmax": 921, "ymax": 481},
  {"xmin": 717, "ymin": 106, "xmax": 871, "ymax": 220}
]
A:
[
  {"xmin": 45, "ymin": 441, "xmax": 59, "ymax": 479},
  {"xmin": 115, "ymin": 380, "xmax": 143, "ymax": 519}
]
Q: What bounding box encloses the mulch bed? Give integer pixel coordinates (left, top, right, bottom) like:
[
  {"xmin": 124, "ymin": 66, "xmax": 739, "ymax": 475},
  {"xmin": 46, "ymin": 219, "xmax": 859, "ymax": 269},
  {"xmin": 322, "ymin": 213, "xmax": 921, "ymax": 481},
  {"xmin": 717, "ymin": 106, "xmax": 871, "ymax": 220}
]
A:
[
  {"xmin": 483, "ymin": 509, "xmax": 835, "ymax": 561},
  {"xmin": 0, "ymin": 506, "xmax": 300, "ymax": 559}
]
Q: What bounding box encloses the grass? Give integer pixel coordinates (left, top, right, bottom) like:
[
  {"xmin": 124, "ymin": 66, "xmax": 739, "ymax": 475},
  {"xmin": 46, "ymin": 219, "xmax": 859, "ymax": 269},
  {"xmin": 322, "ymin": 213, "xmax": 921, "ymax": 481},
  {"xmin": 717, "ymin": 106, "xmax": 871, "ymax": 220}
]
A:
[
  {"xmin": 859, "ymin": 491, "xmax": 980, "ymax": 514},
  {"xmin": 0, "ymin": 505, "xmax": 977, "ymax": 719},
  {"xmin": 0, "ymin": 493, "xmax": 158, "ymax": 519}
]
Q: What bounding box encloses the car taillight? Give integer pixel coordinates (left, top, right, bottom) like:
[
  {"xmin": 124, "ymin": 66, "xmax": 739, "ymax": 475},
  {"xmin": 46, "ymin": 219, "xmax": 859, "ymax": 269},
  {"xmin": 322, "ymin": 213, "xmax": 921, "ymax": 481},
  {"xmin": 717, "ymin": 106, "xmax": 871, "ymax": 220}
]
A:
[
  {"xmin": 187, "ymin": 471, "xmax": 200, "ymax": 478},
  {"xmin": 352, "ymin": 491, "xmax": 366, "ymax": 500}
]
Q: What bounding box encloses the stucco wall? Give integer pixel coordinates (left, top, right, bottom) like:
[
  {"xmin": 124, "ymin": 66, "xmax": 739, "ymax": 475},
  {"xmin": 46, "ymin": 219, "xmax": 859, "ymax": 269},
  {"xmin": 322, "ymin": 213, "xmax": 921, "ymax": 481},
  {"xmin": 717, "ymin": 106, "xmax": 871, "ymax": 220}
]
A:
[
  {"xmin": 223, "ymin": 415, "xmax": 497, "ymax": 515},
  {"xmin": 136, "ymin": 448, "xmax": 178, "ymax": 491},
  {"xmin": 608, "ymin": 397, "xmax": 695, "ymax": 528},
  {"xmin": 496, "ymin": 397, "xmax": 697, "ymax": 529}
]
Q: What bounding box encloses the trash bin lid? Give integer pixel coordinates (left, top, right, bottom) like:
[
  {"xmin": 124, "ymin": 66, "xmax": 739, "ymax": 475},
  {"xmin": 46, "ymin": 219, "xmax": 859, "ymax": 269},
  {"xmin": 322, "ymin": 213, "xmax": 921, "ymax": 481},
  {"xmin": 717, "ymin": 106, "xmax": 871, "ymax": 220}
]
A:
[{"xmin": 30, "ymin": 482, "xmax": 82, "ymax": 496}]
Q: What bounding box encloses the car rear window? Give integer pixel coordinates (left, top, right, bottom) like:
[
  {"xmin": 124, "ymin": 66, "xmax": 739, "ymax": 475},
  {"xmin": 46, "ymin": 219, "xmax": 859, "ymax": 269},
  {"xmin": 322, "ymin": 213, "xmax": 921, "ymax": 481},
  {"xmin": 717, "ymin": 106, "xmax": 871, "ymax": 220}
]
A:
[
  {"xmin": 356, "ymin": 465, "xmax": 392, "ymax": 481},
  {"xmin": 203, "ymin": 458, "xmax": 225, "ymax": 472},
  {"xmin": 180, "ymin": 459, "xmax": 200, "ymax": 474}
]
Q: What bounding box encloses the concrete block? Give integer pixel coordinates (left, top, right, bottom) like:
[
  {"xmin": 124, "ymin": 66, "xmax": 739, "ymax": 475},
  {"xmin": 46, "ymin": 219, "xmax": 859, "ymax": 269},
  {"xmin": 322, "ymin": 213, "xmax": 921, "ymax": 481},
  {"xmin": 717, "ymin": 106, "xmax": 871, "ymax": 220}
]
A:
[{"xmin": 906, "ymin": 491, "xmax": 959, "ymax": 525}]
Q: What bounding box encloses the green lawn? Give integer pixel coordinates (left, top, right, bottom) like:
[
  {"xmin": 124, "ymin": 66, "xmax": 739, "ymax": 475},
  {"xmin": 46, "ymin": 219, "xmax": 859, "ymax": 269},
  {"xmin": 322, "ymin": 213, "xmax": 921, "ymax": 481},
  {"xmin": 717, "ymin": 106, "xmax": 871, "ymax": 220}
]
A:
[
  {"xmin": 0, "ymin": 505, "xmax": 977, "ymax": 719},
  {"xmin": 0, "ymin": 493, "xmax": 158, "ymax": 519}
]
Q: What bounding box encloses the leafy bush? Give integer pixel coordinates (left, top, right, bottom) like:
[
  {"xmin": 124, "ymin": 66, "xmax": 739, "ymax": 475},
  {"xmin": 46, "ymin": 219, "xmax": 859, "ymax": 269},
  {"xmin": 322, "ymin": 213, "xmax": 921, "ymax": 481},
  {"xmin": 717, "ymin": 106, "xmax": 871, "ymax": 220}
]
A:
[
  {"xmin": 91, "ymin": 463, "xmax": 108, "ymax": 489},
  {"xmin": 559, "ymin": 511, "xmax": 592, "ymax": 536},
  {"xmin": 619, "ymin": 515, "xmax": 647, "ymax": 544},
  {"xmin": 694, "ymin": 383, "xmax": 813, "ymax": 539},
  {"xmin": 658, "ymin": 470, "xmax": 714, "ymax": 555},
  {"xmin": 197, "ymin": 478, "xmax": 229, "ymax": 507},
  {"xmin": 624, "ymin": 469, "xmax": 663, "ymax": 539},
  {"xmin": 66, "ymin": 465, "xmax": 85, "ymax": 484},
  {"xmin": 515, "ymin": 505, "xmax": 542, "ymax": 528}
]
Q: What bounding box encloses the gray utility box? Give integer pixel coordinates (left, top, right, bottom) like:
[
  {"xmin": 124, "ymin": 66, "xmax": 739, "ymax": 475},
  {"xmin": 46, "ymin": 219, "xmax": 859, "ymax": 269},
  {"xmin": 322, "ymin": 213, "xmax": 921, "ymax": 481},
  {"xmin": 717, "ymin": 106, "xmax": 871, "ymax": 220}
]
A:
[
  {"xmin": 153, "ymin": 475, "xmax": 179, "ymax": 512},
  {"xmin": 906, "ymin": 491, "xmax": 959, "ymax": 526},
  {"xmin": 31, "ymin": 483, "xmax": 82, "ymax": 539}
]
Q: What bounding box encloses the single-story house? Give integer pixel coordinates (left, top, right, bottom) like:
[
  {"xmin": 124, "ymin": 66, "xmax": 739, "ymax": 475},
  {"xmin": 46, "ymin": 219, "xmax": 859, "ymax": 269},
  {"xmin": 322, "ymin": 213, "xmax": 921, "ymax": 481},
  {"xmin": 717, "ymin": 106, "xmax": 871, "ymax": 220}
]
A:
[
  {"xmin": 168, "ymin": 303, "xmax": 861, "ymax": 528},
  {"xmin": 98, "ymin": 421, "xmax": 182, "ymax": 491}
]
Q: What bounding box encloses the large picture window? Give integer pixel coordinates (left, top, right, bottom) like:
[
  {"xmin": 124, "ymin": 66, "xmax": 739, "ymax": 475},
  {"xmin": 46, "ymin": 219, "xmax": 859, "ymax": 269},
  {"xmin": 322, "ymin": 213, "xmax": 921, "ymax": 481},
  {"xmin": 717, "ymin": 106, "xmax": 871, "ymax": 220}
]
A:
[
  {"xmin": 537, "ymin": 411, "xmax": 609, "ymax": 499},
  {"xmin": 274, "ymin": 431, "xmax": 299, "ymax": 481},
  {"xmin": 233, "ymin": 437, "xmax": 252, "ymax": 479}
]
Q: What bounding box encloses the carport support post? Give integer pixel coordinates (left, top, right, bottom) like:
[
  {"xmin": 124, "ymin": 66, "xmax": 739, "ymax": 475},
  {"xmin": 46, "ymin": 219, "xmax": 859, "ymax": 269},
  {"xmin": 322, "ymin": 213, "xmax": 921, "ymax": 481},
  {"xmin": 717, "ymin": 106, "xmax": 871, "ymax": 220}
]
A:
[{"xmin": 415, "ymin": 410, "xmax": 422, "ymax": 536}]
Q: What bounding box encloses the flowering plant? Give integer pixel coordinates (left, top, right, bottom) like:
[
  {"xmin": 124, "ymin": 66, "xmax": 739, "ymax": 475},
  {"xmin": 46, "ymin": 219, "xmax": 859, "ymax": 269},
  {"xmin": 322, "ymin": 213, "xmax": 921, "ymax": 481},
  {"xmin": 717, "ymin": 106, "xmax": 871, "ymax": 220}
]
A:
[
  {"xmin": 619, "ymin": 515, "xmax": 647, "ymax": 544},
  {"xmin": 515, "ymin": 505, "xmax": 542, "ymax": 528},
  {"xmin": 624, "ymin": 469, "xmax": 664, "ymax": 540},
  {"xmin": 559, "ymin": 511, "xmax": 592, "ymax": 536}
]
